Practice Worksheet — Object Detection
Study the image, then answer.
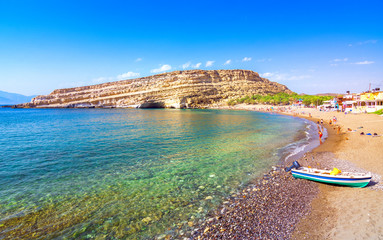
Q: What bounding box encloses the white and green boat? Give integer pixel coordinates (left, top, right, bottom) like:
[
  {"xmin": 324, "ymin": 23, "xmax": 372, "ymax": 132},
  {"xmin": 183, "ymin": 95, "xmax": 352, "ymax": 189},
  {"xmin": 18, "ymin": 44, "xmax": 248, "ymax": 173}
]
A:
[
  {"xmin": 291, "ymin": 167, "xmax": 372, "ymax": 188},
  {"xmin": 285, "ymin": 161, "xmax": 372, "ymax": 188}
]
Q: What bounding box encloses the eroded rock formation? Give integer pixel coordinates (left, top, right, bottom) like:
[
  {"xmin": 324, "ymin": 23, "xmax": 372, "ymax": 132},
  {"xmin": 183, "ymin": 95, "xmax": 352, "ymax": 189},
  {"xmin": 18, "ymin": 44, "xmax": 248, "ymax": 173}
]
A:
[{"xmin": 19, "ymin": 70, "xmax": 293, "ymax": 108}]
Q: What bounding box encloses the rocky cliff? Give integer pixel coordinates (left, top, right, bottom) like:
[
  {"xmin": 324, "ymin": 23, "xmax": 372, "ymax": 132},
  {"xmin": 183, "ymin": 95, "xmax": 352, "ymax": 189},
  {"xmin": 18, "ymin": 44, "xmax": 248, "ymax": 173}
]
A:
[{"xmin": 19, "ymin": 70, "xmax": 293, "ymax": 108}]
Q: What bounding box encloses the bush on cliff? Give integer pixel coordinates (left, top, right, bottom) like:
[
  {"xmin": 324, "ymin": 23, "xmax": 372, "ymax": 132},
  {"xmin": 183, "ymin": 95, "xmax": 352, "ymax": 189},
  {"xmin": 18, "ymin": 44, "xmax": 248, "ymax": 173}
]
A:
[{"xmin": 227, "ymin": 93, "xmax": 332, "ymax": 106}]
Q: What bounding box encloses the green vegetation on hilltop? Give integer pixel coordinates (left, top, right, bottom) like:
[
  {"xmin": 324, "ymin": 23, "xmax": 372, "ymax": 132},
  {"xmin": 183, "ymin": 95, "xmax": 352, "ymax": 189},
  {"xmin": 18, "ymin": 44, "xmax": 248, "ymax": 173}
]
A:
[{"xmin": 227, "ymin": 93, "xmax": 332, "ymax": 106}]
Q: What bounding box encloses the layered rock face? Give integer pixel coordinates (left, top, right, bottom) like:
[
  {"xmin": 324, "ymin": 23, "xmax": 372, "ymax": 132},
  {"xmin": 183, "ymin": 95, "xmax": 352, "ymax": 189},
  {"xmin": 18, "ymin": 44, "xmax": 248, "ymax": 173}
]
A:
[{"xmin": 19, "ymin": 70, "xmax": 293, "ymax": 108}]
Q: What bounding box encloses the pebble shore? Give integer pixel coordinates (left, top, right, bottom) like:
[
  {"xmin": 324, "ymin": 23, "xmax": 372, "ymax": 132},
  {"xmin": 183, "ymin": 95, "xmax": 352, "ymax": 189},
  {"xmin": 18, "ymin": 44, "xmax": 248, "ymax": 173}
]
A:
[
  {"xmin": 180, "ymin": 165, "xmax": 319, "ymax": 239},
  {"xmin": 185, "ymin": 105, "xmax": 383, "ymax": 239}
]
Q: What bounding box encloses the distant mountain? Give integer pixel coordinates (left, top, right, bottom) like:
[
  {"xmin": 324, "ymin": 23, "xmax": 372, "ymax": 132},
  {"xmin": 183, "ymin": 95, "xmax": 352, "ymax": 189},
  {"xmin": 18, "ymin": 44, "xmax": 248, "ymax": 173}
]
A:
[{"xmin": 0, "ymin": 90, "xmax": 37, "ymax": 105}]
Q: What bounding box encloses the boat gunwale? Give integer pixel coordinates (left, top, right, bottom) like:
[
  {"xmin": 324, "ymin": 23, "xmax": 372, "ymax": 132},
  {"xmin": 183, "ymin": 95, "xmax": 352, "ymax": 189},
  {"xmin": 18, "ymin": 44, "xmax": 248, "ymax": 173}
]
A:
[
  {"xmin": 291, "ymin": 172, "xmax": 371, "ymax": 188},
  {"xmin": 291, "ymin": 167, "xmax": 372, "ymax": 181}
]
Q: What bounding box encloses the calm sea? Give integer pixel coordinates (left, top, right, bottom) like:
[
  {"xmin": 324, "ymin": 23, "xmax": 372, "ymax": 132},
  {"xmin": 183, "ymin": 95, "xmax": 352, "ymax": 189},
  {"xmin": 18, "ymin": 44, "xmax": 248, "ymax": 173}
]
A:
[{"xmin": 0, "ymin": 108, "xmax": 315, "ymax": 239}]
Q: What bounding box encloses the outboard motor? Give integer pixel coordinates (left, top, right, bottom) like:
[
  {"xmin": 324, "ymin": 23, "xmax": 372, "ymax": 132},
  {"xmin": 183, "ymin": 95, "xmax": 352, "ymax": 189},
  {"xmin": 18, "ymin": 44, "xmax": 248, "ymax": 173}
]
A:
[{"xmin": 285, "ymin": 161, "xmax": 301, "ymax": 172}]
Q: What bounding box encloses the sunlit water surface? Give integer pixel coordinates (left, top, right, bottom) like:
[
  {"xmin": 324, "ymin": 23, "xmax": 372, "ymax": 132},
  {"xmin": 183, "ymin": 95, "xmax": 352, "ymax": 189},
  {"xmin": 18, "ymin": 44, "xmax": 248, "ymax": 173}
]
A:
[{"xmin": 0, "ymin": 108, "xmax": 312, "ymax": 239}]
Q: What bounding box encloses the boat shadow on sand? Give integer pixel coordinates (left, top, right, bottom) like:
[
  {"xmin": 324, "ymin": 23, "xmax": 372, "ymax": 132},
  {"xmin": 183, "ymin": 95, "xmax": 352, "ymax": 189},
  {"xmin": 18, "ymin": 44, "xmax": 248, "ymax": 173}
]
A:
[
  {"xmin": 366, "ymin": 180, "xmax": 379, "ymax": 187},
  {"xmin": 320, "ymin": 180, "xmax": 379, "ymax": 188}
]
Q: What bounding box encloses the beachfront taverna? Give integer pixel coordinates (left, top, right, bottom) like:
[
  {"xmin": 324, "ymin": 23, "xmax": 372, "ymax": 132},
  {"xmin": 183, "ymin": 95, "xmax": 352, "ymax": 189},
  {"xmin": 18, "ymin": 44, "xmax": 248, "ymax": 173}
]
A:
[{"xmin": 319, "ymin": 89, "xmax": 383, "ymax": 113}]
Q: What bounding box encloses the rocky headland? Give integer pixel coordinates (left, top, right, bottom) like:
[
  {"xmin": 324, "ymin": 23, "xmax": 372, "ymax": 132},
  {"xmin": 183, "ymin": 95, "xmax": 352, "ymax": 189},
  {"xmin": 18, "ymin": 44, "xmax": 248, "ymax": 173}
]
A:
[{"xmin": 17, "ymin": 70, "xmax": 292, "ymax": 108}]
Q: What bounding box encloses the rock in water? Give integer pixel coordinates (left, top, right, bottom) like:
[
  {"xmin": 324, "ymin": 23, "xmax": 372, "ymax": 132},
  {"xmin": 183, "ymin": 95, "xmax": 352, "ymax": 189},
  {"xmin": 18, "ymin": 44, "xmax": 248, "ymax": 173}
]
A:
[{"xmin": 17, "ymin": 70, "xmax": 292, "ymax": 108}]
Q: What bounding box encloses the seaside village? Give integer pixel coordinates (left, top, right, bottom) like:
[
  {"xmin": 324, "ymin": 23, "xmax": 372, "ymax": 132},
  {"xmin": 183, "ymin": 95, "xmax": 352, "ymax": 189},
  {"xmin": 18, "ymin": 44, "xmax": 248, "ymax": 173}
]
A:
[{"xmin": 300, "ymin": 88, "xmax": 383, "ymax": 113}]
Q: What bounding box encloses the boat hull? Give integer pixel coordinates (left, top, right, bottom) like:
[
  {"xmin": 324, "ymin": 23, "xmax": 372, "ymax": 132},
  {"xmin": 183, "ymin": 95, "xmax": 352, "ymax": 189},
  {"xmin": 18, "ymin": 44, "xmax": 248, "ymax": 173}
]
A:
[{"xmin": 291, "ymin": 169, "xmax": 371, "ymax": 188}]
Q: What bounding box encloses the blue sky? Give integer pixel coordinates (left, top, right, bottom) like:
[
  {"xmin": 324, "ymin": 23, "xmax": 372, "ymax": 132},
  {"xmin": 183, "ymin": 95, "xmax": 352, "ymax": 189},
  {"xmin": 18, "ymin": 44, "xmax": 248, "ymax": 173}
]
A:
[{"xmin": 0, "ymin": 0, "xmax": 382, "ymax": 96}]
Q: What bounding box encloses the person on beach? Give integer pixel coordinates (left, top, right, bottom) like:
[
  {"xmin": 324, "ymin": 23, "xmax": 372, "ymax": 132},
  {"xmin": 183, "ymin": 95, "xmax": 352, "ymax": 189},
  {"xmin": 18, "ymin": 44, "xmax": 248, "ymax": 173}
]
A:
[
  {"xmin": 318, "ymin": 130, "xmax": 323, "ymax": 144},
  {"xmin": 316, "ymin": 121, "xmax": 322, "ymax": 132}
]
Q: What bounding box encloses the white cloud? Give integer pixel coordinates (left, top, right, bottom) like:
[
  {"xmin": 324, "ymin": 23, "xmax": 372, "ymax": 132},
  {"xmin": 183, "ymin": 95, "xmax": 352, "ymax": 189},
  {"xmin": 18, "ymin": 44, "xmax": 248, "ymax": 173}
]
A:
[
  {"xmin": 93, "ymin": 77, "xmax": 107, "ymax": 83},
  {"xmin": 330, "ymin": 64, "xmax": 338, "ymax": 67},
  {"xmin": 92, "ymin": 77, "xmax": 114, "ymax": 83},
  {"xmin": 256, "ymin": 58, "xmax": 272, "ymax": 62},
  {"xmin": 66, "ymin": 81, "xmax": 87, "ymax": 88},
  {"xmin": 224, "ymin": 59, "xmax": 232, "ymax": 65},
  {"xmin": 287, "ymin": 75, "xmax": 312, "ymax": 81},
  {"xmin": 333, "ymin": 58, "xmax": 348, "ymax": 62},
  {"xmin": 206, "ymin": 61, "xmax": 215, "ymax": 67},
  {"xmin": 93, "ymin": 72, "xmax": 140, "ymax": 84},
  {"xmin": 193, "ymin": 63, "xmax": 202, "ymax": 68},
  {"xmin": 354, "ymin": 61, "xmax": 374, "ymax": 65},
  {"xmin": 348, "ymin": 40, "xmax": 377, "ymax": 47},
  {"xmin": 183, "ymin": 62, "xmax": 203, "ymax": 69},
  {"xmin": 260, "ymin": 72, "xmax": 273, "ymax": 78},
  {"xmin": 364, "ymin": 40, "xmax": 378, "ymax": 44},
  {"xmin": 242, "ymin": 57, "xmax": 252, "ymax": 62},
  {"xmin": 117, "ymin": 72, "xmax": 140, "ymax": 80},
  {"xmin": 135, "ymin": 58, "xmax": 142, "ymax": 62},
  {"xmin": 182, "ymin": 62, "xmax": 191, "ymax": 69},
  {"xmin": 260, "ymin": 72, "xmax": 311, "ymax": 81},
  {"xmin": 151, "ymin": 64, "xmax": 172, "ymax": 73},
  {"xmin": 365, "ymin": 40, "xmax": 377, "ymax": 44}
]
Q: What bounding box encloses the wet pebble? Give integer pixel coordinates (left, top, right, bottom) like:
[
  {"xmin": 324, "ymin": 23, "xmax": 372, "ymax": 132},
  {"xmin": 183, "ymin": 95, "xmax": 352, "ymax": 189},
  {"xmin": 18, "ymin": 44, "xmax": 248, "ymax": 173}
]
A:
[{"xmin": 189, "ymin": 165, "xmax": 318, "ymax": 239}]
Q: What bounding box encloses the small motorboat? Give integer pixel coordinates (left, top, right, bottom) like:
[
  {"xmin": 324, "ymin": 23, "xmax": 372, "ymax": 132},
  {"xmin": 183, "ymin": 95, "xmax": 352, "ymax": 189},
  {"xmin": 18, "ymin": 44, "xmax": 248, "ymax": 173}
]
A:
[{"xmin": 285, "ymin": 161, "xmax": 372, "ymax": 188}]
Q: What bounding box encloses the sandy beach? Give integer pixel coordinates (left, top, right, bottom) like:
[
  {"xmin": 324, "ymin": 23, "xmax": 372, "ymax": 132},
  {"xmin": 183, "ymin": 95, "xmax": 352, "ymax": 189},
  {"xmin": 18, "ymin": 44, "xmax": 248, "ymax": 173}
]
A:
[
  {"xmin": 289, "ymin": 107, "xmax": 383, "ymax": 239},
  {"xmin": 194, "ymin": 104, "xmax": 383, "ymax": 239}
]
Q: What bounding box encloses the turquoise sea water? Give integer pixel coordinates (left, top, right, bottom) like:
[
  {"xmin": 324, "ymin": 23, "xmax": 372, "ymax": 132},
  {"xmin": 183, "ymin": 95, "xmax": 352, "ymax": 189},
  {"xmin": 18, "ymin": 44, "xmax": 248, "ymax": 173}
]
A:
[{"xmin": 0, "ymin": 108, "xmax": 310, "ymax": 239}]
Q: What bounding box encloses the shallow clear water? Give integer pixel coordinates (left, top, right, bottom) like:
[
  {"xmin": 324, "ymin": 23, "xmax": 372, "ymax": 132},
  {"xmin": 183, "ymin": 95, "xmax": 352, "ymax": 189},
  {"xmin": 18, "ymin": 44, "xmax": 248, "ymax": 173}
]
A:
[{"xmin": 0, "ymin": 108, "xmax": 308, "ymax": 239}]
